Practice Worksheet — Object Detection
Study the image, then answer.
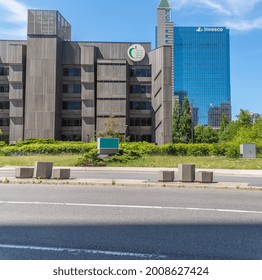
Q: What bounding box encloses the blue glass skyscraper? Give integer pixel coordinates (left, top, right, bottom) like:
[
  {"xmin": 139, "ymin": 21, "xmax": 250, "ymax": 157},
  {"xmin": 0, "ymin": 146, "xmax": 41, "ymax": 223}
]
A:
[
  {"xmin": 157, "ymin": 0, "xmax": 231, "ymax": 128},
  {"xmin": 174, "ymin": 26, "xmax": 231, "ymax": 126}
]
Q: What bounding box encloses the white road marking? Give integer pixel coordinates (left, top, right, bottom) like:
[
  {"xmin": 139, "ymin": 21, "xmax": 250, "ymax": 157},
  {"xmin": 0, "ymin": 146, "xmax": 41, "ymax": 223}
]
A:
[
  {"xmin": 0, "ymin": 244, "xmax": 165, "ymax": 259},
  {"xmin": 0, "ymin": 200, "xmax": 262, "ymax": 215}
]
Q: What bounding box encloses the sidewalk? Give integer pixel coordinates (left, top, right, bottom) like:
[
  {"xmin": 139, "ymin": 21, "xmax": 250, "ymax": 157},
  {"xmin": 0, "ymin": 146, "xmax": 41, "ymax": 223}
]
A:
[
  {"xmin": 1, "ymin": 166, "xmax": 262, "ymax": 176},
  {"xmin": 0, "ymin": 166, "xmax": 262, "ymax": 190}
]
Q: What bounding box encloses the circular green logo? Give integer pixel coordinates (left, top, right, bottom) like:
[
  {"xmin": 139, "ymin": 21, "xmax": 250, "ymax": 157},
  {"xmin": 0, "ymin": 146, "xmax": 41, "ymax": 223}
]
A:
[{"xmin": 127, "ymin": 44, "xmax": 146, "ymax": 62}]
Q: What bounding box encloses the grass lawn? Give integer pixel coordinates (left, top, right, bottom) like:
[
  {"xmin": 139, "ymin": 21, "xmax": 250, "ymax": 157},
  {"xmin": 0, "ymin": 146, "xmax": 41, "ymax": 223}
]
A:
[
  {"xmin": 107, "ymin": 155, "xmax": 262, "ymax": 170},
  {"xmin": 1, "ymin": 154, "xmax": 262, "ymax": 170},
  {"xmin": 0, "ymin": 154, "xmax": 79, "ymax": 167}
]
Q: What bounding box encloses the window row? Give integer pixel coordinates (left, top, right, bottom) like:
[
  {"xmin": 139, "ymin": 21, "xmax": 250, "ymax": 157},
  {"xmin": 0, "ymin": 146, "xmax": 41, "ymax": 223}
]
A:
[
  {"xmin": 130, "ymin": 85, "xmax": 151, "ymax": 94},
  {"xmin": 63, "ymin": 84, "xmax": 81, "ymax": 94},
  {"xmin": 62, "ymin": 118, "xmax": 82, "ymax": 127},
  {"xmin": 62, "ymin": 101, "xmax": 81, "ymax": 110},
  {"xmin": 0, "ymin": 118, "xmax": 9, "ymax": 126},
  {"xmin": 130, "ymin": 134, "xmax": 152, "ymax": 142},
  {"xmin": 98, "ymin": 63, "xmax": 126, "ymax": 66},
  {"xmin": 98, "ymin": 81, "xmax": 126, "ymax": 83},
  {"xmin": 0, "ymin": 101, "xmax": 9, "ymax": 110},
  {"xmin": 130, "ymin": 68, "xmax": 151, "ymax": 78},
  {"xmin": 63, "ymin": 67, "xmax": 81, "ymax": 77},
  {"xmin": 130, "ymin": 102, "xmax": 151, "ymax": 110},
  {"xmin": 0, "ymin": 84, "xmax": 9, "ymax": 93},
  {"xmin": 130, "ymin": 118, "xmax": 152, "ymax": 126},
  {"xmin": 0, "ymin": 67, "xmax": 9, "ymax": 76},
  {"xmin": 62, "ymin": 101, "xmax": 153, "ymax": 111}
]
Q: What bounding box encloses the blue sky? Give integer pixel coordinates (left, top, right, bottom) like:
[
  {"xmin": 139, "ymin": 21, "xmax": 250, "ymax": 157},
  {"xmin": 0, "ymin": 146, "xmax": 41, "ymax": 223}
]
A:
[{"xmin": 0, "ymin": 0, "xmax": 261, "ymax": 119}]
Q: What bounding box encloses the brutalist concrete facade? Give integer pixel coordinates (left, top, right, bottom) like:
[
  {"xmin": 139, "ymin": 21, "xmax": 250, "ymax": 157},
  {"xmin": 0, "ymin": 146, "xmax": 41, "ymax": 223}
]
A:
[{"xmin": 0, "ymin": 9, "xmax": 172, "ymax": 144}]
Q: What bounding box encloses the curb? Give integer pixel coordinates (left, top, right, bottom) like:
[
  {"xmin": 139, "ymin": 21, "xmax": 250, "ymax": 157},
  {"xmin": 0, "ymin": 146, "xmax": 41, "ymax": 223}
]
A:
[{"xmin": 0, "ymin": 177, "xmax": 261, "ymax": 191}]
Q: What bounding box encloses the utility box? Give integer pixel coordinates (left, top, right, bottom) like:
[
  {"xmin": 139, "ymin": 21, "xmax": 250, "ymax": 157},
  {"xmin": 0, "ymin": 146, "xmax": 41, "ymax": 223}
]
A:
[
  {"xmin": 240, "ymin": 144, "xmax": 256, "ymax": 159},
  {"xmin": 97, "ymin": 138, "xmax": 119, "ymax": 155}
]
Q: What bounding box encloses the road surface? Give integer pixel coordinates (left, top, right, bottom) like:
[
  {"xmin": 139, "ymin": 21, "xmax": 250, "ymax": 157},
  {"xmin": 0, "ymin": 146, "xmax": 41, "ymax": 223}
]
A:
[{"xmin": 0, "ymin": 183, "xmax": 261, "ymax": 260}]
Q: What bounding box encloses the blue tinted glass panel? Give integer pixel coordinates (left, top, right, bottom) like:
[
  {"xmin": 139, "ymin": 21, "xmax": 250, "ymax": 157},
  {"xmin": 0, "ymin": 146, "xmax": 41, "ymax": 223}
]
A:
[{"xmin": 174, "ymin": 27, "xmax": 231, "ymax": 126}]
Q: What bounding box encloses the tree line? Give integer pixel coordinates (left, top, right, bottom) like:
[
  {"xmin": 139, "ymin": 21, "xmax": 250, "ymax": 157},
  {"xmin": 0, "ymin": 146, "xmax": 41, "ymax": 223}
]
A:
[{"xmin": 172, "ymin": 97, "xmax": 259, "ymax": 144}]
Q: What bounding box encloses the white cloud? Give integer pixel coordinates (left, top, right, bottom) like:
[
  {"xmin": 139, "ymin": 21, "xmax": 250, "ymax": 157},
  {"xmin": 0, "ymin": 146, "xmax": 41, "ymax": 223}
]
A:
[
  {"xmin": 171, "ymin": 0, "xmax": 231, "ymax": 15},
  {"xmin": 170, "ymin": 0, "xmax": 262, "ymax": 31},
  {"xmin": 225, "ymin": 17, "xmax": 262, "ymax": 31},
  {"xmin": 0, "ymin": 0, "xmax": 29, "ymax": 39}
]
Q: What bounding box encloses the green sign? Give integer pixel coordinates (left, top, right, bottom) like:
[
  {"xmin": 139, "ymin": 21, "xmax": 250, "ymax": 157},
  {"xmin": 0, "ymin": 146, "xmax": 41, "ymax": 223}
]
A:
[{"xmin": 97, "ymin": 138, "xmax": 119, "ymax": 154}]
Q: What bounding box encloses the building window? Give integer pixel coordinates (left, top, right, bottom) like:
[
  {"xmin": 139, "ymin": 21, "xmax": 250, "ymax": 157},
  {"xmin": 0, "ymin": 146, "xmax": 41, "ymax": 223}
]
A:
[
  {"xmin": 63, "ymin": 84, "xmax": 81, "ymax": 93},
  {"xmin": 62, "ymin": 118, "xmax": 82, "ymax": 127},
  {"xmin": 98, "ymin": 80, "xmax": 126, "ymax": 83},
  {"xmin": 0, "ymin": 101, "xmax": 9, "ymax": 110},
  {"xmin": 98, "ymin": 63, "xmax": 126, "ymax": 66},
  {"xmin": 0, "ymin": 84, "xmax": 9, "ymax": 93},
  {"xmin": 130, "ymin": 68, "xmax": 151, "ymax": 77},
  {"xmin": 130, "ymin": 118, "xmax": 152, "ymax": 126},
  {"xmin": 130, "ymin": 134, "xmax": 152, "ymax": 142},
  {"xmin": 130, "ymin": 85, "xmax": 151, "ymax": 94},
  {"xmin": 61, "ymin": 134, "xmax": 81, "ymax": 141},
  {"xmin": 63, "ymin": 67, "xmax": 81, "ymax": 77},
  {"xmin": 0, "ymin": 118, "xmax": 10, "ymax": 126},
  {"xmin": 0, "ymin": 66, "xmax": 9, "ymax": 76},
  {"xmin": 130, "ymin": 102, "xmax": 152, "ymax": 110},
  {"xmin": 62, "ymin": 101, "xmax": 82, "ymax": 110}
]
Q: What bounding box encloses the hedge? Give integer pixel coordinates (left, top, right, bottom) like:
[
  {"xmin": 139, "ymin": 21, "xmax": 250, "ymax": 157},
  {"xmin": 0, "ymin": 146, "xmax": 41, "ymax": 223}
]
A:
[{"xmin": 1, "ymin": 139, "xmax": 262, "ymax": 159}]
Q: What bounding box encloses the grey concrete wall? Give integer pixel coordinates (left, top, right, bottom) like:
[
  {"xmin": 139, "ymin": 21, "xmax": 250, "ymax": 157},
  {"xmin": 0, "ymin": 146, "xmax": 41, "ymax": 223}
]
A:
[
  {"xmin": 157, "ymin": 7, "xmax": 174, "ymax": 93},
  {"xmin": 24, "ymin": 36, "xmax": 62, "ymax": 139},
  {"xmin": 0, "ymin": 41, "xmax": 26, "ymax": 142},
  {"xmin": 149, "ymin": 46, "xmax": 172, "ymax": 144},
  {"xmin": 96, "ymin": 59, "xmax": 128, "ymax": 135},
  {"xmin": 80, "ymin": 45, "xmax": 96, "ymax": 141}
]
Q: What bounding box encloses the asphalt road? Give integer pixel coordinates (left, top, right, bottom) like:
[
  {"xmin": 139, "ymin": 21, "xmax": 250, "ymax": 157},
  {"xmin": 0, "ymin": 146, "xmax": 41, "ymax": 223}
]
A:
[
  {"xmin": 1, "ymin": 169, "xmax": 262, "ymax": 186},
  {"xmin": 0, "ymin": 184, "xmax": 262, "ymax": 260}
]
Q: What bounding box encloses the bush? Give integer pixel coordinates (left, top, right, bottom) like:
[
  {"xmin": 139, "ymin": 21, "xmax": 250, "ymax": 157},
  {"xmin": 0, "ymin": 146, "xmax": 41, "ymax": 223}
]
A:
[
  {"xmin": 0, "ymin": 141, "xmax": 6, "ymax": 147},
  {"xmin": 76, "ymin": 148, "xmax": 106, "ymax": 166},
  {"xmin": 211, "ymin": 143, "xmax": 228, "ymax": 156},
  {"xmin": 225, "ymin": 144, "xmax": 240, "ymax": 158},
  {"xmin": 0, "ymin": 142, "xmax": 96, "ymax": 156}
]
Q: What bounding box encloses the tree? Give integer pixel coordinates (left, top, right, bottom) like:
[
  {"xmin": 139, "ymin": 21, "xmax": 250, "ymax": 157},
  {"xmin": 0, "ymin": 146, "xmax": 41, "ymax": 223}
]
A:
[
  {"xmin": 180, "ymin": 97, "xmax": 192, "ymax": 143},
  {"xmin": 194, "ymin": 125, "xmax": 204, "ymax": 143},
  {"xmin": 172, "ymin": 100, "xmax": 181, "ymax": 143},
  {"xmin": 0, "ymin": 129, "xmax": 2, "ymax": 142},
  {"xmin": 219, "ymin": 113, "xmax": 229, "ymax": 134},
  {"xmin": 236, "ymin": 109, "xmax": 252, "ymax": 127},
  {"xmin": 96, "ymin": 115, "xmax": 122, "ymax": 139},
  {"xmin": 219, "ymin": 109, "xmax": 252, "ymax": 142},
  {"xmin": 194, "ymin": 125, "xmax": 219, "ymax": 143}
]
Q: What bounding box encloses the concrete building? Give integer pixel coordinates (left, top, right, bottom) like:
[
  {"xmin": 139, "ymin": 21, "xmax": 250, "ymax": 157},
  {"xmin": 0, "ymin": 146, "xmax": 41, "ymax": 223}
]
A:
[{"xmin": 0, "ymin": 9, "xmax": 172, "ymax": 144}]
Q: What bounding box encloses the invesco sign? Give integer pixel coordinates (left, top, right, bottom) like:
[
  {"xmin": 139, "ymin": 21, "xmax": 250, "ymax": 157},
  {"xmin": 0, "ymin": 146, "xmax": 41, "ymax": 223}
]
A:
[
  {"xmin": 127, "ymin": 44, "xmax": 146, "ymax": 62},
  {"xmin": 196, "ymin": 27, "xmax": 224, "ymax": 32}
]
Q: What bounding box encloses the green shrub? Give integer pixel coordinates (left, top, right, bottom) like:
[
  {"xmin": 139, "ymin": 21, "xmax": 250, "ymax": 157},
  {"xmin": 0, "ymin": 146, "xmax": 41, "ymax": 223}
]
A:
[
  {"xmin": 211, "ymin": 143, "xmax": 228, "ymax": 156},
  {"xmin": 0, "ymin": 141, "xmax": 6, "ymax": 147},
  {"xmin": 0, "ymin": 142, "xmax": 96, "ymax": 156},
  {"xmin": 186, "ymin": 144, "xmax": 212, "ymax": 156},
  {"xmin": 76, "ymin": 148, "xmax": 105, "ymax": 166},
  {"xmin": 225, "ymin": 144, "xmax": 240, "ymax": 158}
]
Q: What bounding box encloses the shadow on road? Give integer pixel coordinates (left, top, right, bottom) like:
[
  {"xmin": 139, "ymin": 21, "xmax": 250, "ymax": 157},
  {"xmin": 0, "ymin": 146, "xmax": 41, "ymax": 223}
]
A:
[{"xmin": 0, "ymin": 223, "xmax": 261, "ymax": 260}]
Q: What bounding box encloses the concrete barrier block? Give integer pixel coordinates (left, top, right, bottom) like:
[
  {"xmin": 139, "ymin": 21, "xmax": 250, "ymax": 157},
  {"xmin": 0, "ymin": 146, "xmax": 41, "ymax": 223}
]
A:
[
  {"xmin": 196, "ymin": 171, "xmax": 213, "ymax": 183},
  {"xmin": 178, "ymin": 164, "xmax": 195, "ymax": 182},
  {"xmin": 15, "ymin": 167, "xmax": 34, "ymax": 178},
  {"xmin": 52, "ymin": 168, "xmax": 71, "ymax": 179},
  {"xmin": 34, "ymin": 162, "xmax": 53, "ymax": 179},
  {"xmin": 158, "ymin": 171, "xmax": 175, "ymax": 182}
]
